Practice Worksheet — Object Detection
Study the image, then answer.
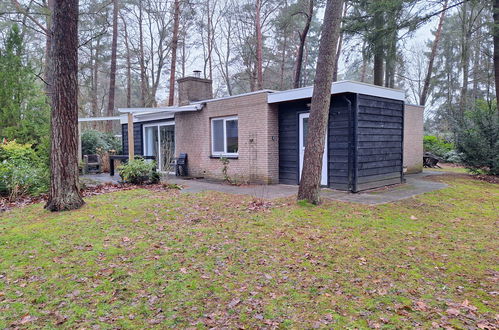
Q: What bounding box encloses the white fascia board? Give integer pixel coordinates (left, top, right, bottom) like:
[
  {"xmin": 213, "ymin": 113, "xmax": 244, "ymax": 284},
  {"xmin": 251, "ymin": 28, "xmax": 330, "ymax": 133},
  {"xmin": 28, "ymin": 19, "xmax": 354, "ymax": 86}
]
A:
[
  {"xmin": 134, "ymin": 111, "xmax": 175, "ymax": 122},
  {"xmin": 267, "ymin": 80, "xmax": 405, "ymax": 103},
  {"xmin": 191, "ymin": 90, "xmax": 275, "ymax": 105},
  {"xmin": 117, "ymin": 103, "xmax": 204, "ymax": 114},
  {"xmin": 78, "ymin": 116, "xmax": 122, "ymax": 122},
  {"xmin": 118, "ymin": 103, "xmax": 204, "ymax": 124}
]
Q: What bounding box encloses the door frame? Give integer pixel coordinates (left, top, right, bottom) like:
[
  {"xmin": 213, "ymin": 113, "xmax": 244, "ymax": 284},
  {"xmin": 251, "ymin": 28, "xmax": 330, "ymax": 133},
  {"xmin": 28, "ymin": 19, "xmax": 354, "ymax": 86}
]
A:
[
  {"xmin": 142, "ymin": 121, "xmax": 175, "ymax": 173},
  {"xmin": 299, "ymin": 113, "xmax": 328, "ymax": 186}
]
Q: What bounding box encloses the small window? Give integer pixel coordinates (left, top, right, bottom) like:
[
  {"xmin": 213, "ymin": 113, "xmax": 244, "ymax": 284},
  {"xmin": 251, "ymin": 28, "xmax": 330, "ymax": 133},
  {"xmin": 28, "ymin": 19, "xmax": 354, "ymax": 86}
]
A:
[{"xmin": 211, "ymin": 116, "xmax": 238, "ymax": 156}]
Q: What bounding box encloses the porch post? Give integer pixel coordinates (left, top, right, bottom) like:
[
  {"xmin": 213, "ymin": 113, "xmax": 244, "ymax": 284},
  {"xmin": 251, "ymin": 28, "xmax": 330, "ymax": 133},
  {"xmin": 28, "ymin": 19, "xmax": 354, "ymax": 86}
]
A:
[
  {"xmin": 127, "ymin": 112, "xmax": 134, "ymax": 160},
  {"xmin": 78, "ymin": 122, "xmax": 82, "ymax": 161}
]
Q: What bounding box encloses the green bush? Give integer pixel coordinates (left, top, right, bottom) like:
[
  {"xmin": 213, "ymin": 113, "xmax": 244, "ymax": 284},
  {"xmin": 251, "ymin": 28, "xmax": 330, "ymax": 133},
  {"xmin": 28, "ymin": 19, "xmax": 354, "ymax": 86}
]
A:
[
  {"xmin": 118, "ymin": 158, "xmax": 160, "ymax": 185},
  {"xmin": 0, "ymin": 141, "xmax": 48, "ymax": 198},
  {"xmin": 456, "ymin": 101, "xmax": 499, "ymax": 175},
  {"xmin": 423, "ymin": 135, "xmax": 454, "ymax": 159},
  {"xmin": 81, "ymin": 130, "xmax": 122, "ymax": 155}
]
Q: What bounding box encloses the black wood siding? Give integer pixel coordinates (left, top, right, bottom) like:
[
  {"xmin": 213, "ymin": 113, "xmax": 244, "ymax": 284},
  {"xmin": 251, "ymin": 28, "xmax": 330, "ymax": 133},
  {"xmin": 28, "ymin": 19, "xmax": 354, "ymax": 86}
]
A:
[
  {"xmin": 328, "ymin": 95, "xmax": 355, "ymax": 190},
  {"xmin": 355, "ymin": 94, "xmax": 404, "ymax": 191},
  {"xmin": 278, "ymin": 100, "xmax": 308, "ymax": 184},
  {"xmin": 121, "ymin": 119, "xmax": 174, "ymax": 156}
]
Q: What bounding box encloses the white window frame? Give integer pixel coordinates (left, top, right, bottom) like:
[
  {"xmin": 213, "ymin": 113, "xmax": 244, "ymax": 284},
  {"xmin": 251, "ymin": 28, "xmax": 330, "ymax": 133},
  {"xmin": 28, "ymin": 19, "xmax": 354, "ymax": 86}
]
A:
[
  {"xmin": 142, "ymin": 121, "xmax": 175, "ymax": 173},
  {"xmin": 211, "ymin": 116, "xmax": 238, "ymax": 157}
]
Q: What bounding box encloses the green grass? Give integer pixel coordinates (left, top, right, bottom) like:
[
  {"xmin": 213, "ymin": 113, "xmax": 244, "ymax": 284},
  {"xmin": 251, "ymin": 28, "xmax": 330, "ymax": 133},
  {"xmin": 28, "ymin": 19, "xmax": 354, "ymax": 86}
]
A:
[{"xmin": 0, "ymin": 175, "xmax": 497, "ymax": 328}]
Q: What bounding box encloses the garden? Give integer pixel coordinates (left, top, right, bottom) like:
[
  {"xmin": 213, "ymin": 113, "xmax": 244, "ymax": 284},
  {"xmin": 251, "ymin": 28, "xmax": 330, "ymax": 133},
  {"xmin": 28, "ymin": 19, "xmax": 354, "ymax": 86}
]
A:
[{"xmin": 0, "ymin": 173, "xmax": 497, "ymax": 328}]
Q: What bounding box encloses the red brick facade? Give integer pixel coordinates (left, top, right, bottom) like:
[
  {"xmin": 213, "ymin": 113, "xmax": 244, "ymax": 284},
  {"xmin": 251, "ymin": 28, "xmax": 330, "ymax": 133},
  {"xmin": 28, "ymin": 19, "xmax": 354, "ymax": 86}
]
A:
[{"xmin": 174, "ymin": 91, "xmax": 279, "ymax": 184}]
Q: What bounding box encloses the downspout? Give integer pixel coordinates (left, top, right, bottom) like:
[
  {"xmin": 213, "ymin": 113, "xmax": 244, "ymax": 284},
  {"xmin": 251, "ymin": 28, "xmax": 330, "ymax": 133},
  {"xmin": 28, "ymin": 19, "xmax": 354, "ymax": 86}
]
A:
[
  {"xmin": 401, "ymin": 102, "xmax": 406, "ymax": 183},
  {"xmin": 342, "ymin": 95, "xmax": 353, "ymax": 192},
  {"xmin": 353, "ymin": 94, "xmax": 359, "ymax": 193}
]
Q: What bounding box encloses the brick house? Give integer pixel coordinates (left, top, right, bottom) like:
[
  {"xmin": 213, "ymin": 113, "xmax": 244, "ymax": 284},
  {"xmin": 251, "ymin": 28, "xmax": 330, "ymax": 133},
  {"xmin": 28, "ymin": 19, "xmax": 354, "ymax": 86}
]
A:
[{"xmin": 119, "ymin": 75, "xmax": 423, "ymax": 192}]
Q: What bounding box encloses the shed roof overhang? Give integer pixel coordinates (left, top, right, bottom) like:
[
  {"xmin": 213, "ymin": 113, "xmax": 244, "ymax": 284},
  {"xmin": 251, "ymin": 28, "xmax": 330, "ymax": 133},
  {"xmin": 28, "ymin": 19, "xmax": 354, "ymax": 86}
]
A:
[
  {"xmin": 117, "ymin": 103, "xmax": 205, "ymax": 124},
  {"xmin": 267, "ymin": 80, "xmax": 405, "ymax": 104}
]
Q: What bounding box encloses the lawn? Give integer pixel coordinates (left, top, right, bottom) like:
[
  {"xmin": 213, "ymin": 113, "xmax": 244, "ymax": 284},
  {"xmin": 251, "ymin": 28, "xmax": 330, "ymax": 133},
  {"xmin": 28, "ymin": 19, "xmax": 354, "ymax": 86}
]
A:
[{"xmin": 0, "ymin": 174, "xmax": 497, "ymax": 328}]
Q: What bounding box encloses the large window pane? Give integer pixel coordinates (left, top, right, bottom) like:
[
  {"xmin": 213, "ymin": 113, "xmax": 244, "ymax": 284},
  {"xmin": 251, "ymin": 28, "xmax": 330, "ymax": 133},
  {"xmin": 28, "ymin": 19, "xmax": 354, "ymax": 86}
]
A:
[
  {"xmin": 144, "ymin": 126, "xmax": 158, "ymax": 158},
  {"xmin": 212, "ymin": 119, "xmax": 224, "ymax": 153},
  {"xmin": 160, "ymin": 125, "xmax": 175, "ymax": 172},
  {"xmin": 226, "ymin": 119, "xmax": 238, "ymax": 153}
]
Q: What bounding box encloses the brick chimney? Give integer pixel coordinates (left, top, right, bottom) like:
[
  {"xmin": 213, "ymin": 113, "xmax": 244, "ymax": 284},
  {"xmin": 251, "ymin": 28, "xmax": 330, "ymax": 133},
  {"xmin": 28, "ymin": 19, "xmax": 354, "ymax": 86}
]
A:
[{"xmin": 177, "ymin": 71, "xmax": 213, "ymax": 106}]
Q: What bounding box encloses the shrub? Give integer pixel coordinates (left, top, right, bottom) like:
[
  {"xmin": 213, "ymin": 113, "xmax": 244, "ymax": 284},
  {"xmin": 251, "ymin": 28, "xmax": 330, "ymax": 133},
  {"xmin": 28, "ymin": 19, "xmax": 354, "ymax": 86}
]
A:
[
  {"xmin": 81, "ymin": 130, "xmax": 122, "ymax": 155},
  {"xmin": 456, "ymin": 101, "xmax": 499, "ymax": 175},
  {"xmin": 423, "ymin": 135, "xmax": 454, "ymax": 159},
  {"xmin": 0, "ymin": 141, "xmax": 48, "ymax": 199},
  {"xmin": 118, "ymin": 158, "xmax": 160, "ymax": 185}
]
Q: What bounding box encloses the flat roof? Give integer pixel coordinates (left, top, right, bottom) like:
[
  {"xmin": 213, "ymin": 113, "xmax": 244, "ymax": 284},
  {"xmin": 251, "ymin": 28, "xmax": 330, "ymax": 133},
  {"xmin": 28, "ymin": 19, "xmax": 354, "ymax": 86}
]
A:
[{"xmin": 267, "ymin": 80, "xmax": 405, "ymax": 103}]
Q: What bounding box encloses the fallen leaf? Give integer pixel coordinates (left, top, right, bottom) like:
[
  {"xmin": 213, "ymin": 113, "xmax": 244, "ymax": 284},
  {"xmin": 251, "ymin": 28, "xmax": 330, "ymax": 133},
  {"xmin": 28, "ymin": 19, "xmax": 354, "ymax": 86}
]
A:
[
  {"xmin": 18, "ymin": 314, "xmax": 38, "ymax": 325},
  {"xmin": 410, "ymin": 215, "xmax": 418, "ymax": 220},
  {"xmin": 415, "ymin": 301, "xmax": 428, "ymax": 311},
  {"xmin": 446, "ymin": 308, "xmax": 460, "ymax": 316},
  {"xmin": 228, "ymin": 298, "xmax": 241, "ymax": 309}
]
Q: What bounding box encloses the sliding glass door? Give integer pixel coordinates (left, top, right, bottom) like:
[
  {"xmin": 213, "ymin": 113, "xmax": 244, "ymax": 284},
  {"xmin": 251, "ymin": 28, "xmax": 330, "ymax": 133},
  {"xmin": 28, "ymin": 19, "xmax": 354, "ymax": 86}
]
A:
[{"xmin": 143, "ymin": 122, "xmax": 175, "ymax": 172}]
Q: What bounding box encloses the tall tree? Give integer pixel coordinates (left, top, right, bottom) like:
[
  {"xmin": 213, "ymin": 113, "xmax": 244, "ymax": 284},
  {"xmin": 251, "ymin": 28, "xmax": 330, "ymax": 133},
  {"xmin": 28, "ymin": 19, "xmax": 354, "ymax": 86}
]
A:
[
  {"xmin": 45, "ymin": 0, "xmax": 84, "ymax": 211},
  {"xmin": 420, "ymin": 0, "xmax": 448, "ymax": 106},
  {"xmin": 106, "ymin": 0, "xmax": 119, "ymax": 132},
  {"xmin": 494, "ymin": 0, "xmax": 499, "ymax": 105},
  {"xmin": 255, "ymin": 0, "xmax": 263, "ymax": 89},
  {"xmin": 298, "ymin": 0, "xmax": 344, "ymax": 204},
  {"xmin": 372, "ymin": 7, "xmax": 384, "ymax": 86},
  {"xmin": 168, "ymin": 0, "xmax": 181, "ymax": 106},
  {"xmin": 293, "ymin": 0, "xmax": 314, "ymax": 88}
]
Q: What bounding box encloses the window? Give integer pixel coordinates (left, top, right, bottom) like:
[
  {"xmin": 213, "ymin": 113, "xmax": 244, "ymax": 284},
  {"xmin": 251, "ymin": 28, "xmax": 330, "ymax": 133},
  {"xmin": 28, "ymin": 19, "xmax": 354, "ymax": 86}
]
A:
[{"xmin": 211, "ymin": 116, "xmax": 238, "ymax": 156}]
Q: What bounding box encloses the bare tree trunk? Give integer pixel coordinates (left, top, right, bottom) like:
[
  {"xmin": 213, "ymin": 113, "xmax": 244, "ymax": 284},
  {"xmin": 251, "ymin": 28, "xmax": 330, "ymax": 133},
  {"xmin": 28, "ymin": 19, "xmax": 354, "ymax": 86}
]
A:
[
  {"xmin": 121, "ymin": 13, "xmax": 132, "ymax": 108},
  {"xmin": 494, "ymin": 0, "xmax": 499, "ymax": 107},
  {"xmin": 168, "ymin": 0, "xmax": 181, "ymax": 106},
  {"xmin": 45, "ymin": 0, "xmax": 84, "ymax": 212},
  {"xmin": 45, "ymin": 0, "xmax": 54, "ymax": 97},
  {"xmin": 373, "ymin": 9, "xmax": 384, "ymax": 86},
  {"xmin": 459, "ymin": 2, "xmax": 471, "ymax": 121},
  {"xmin": 106, "ymin": 0, "xmax": 119, "ymax": 132},
  {"xmin": 293, "ymin": 0, "xmax": 314, "ymax": 88},
  {"xmin": 298, "ymin": 0, "xmax": 344, "ymax": 204},
  {"xmin": 90, "ymin": 39, "xmax": 100, "ymax": 128},
  {"xmin": 138, "ymin": 1, "xmax": 147, "ymax": 107},
  {"xmin": 332, "ymin": 1, "xmax": 347, "ymax": 82},
  {"xmin": 419, "ymin": 0, "xmax": 448, "ymax": 106},
  {"xmin": 255, "ymin": 0, "xmax": 263, "ymax": 89}
]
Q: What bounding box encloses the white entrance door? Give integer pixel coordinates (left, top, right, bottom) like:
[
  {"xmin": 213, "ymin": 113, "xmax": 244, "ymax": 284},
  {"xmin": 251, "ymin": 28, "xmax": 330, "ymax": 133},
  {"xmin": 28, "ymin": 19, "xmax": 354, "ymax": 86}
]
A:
[{"xmin": 299, "ymin": 113, "xmax": 328, "ymax": 186}]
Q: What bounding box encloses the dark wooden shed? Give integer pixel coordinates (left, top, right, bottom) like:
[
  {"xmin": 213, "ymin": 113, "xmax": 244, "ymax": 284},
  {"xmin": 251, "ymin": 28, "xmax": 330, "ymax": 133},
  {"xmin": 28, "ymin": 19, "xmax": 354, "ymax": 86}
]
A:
[{"xmin": 272, "ymin": 83, "xmax": 405, "ymax": 193}]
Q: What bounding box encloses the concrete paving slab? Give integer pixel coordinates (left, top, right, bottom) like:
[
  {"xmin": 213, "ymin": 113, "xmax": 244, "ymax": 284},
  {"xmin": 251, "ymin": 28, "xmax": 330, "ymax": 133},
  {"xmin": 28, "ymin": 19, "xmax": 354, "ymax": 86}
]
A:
[{"xmin": 80, "ymin": 170, "xmax": 449, "ymax": 205}]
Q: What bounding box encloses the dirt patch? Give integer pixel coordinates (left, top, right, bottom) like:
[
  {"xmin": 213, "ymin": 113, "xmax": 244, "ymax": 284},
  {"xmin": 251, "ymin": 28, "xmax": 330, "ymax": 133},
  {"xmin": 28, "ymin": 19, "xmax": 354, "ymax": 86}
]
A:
[{"xmin": 0, "ymin": 183, "xmax": 178, "ymax": 213}]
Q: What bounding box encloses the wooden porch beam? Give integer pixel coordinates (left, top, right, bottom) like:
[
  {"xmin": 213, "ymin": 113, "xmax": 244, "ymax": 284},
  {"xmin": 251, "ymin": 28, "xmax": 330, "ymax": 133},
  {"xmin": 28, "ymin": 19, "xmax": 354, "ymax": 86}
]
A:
[{"xmin": 127, "ymin": 113, "xmax": 134, "ymax": 160}]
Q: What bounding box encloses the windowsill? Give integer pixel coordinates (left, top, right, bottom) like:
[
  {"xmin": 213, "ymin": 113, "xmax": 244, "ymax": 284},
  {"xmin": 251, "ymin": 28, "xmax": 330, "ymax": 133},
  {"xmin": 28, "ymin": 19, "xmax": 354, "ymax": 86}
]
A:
[{"xmin": 210, "ymin": 155, "xmax": 239, "ymax": 159}]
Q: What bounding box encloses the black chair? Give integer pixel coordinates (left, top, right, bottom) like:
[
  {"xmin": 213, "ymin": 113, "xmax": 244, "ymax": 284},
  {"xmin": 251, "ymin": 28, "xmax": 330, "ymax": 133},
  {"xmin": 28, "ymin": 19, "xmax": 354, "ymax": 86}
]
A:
[{"xmin": 174, "ymin": 153, "xmax": 188, "ymax": 176}]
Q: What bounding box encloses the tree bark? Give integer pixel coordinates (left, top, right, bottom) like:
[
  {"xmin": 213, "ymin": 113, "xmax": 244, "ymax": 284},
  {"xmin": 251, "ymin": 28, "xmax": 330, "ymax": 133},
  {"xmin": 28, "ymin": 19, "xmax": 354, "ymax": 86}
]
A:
[
  {"xmin": 168, "ymin": 0, "xmax": 181, "ymax": 106},
  {"xmin": 494, "ymin": 0, "xmax": 499, "ymax": 107},
  {"xmin": 255, "ymin": 0, "xmax": 263, "ymax": 90},
  {"xmin": 121, "ymin": 12, "xmax": 132, "ymax": 108},
  {"xmin": 293, "ymin": 0, "xmax": 314, "ymax": 88},
  {"xmin": 138, "ymin": 1, "xmax": 148, "ymax": 107},
  {"xmin": 106, "ymin": 0, "xmax": 119, "ymax": 132},
  {"xmin": 373, "ymin": 8, "xmax": 384, "ymax": 86},
  {"xmin": 45, "ymin": 0, "xmax": 84, "ymax": 212},
  {"xmin": 298, "ymin": 0, "xmax": 344, "ymax": 204},
  {"xmin": 332, "ymin": 0, "xmax": 347, "ymax": 82},
  {"xmin": 420, "ymin": 0, "xmax": 448, "ymax": 106}
]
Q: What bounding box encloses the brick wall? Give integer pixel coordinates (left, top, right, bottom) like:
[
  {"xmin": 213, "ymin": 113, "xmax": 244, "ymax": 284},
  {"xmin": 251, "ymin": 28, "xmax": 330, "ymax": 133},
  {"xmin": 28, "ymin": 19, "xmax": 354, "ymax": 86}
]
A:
[
  {"xmin": 174, "ymin": 91, "xmax": 279, "ymax": 184},
  {"xmin": 403, "ymin": 104, "xmax": 424, "ymax": 173}
]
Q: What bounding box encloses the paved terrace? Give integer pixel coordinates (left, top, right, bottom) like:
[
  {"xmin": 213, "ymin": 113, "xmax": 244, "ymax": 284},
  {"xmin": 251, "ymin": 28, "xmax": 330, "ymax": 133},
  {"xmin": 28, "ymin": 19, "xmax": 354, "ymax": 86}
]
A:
[{"xmin": 81, "ymin": 171, "xmax": 448, "ymax": 206}]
